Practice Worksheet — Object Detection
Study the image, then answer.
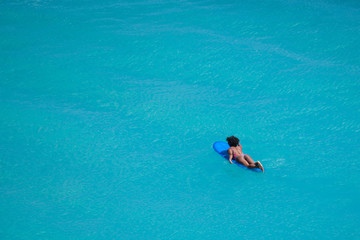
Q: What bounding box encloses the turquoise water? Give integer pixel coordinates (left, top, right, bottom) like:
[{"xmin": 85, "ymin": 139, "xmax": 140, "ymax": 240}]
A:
[{"xmin": 1, "ymin": 0, "xmax": 360, "ymax": 239}]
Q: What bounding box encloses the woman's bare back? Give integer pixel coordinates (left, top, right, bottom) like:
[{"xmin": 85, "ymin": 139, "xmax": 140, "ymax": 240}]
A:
[{"xmin": 229, "ymin": 145, "xmax": 243, "ymax": 157}]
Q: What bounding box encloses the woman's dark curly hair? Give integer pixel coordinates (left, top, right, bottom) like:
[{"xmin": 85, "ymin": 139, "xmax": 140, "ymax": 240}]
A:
[{"xmin": 226, "ymin": 136, "xmax": 239, "ymax": 147}]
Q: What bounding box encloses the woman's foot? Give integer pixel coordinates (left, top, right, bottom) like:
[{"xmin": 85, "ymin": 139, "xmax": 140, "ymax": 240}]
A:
[{"xmin": 256, "ymin": 161, "xmax": 264, "ymax": 172}]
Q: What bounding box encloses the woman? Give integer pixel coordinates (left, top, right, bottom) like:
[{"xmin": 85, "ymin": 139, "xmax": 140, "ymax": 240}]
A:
[{"xmin": 226, "ymin": 136, "xmax": 264, "ymax": 172}]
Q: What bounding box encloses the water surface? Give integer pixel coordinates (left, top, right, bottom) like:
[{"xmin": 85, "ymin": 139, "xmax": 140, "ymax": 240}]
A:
[{"xmin": 1, "ymin": 0, "xmax": 360, "ymax": 239}]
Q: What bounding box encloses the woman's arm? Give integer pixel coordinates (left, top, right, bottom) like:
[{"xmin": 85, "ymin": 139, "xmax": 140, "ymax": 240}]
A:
[{"xmin": 227, "ymin": 149, "xmax": 234, "ymax": 164}]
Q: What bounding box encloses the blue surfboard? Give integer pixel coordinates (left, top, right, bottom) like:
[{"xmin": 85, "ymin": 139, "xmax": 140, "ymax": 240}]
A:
[{"xmin": 213, "ymin": 141, "xmax": 262, "ymax": 172}]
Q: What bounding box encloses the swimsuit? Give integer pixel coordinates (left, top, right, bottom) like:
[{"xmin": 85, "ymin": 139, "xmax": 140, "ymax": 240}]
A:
[{"xmin": 234, "ymin": 153, "xmax": 245, "ymax": 159}]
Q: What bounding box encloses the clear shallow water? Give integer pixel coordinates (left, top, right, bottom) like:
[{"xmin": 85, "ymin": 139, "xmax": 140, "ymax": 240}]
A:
[{"xmin": 1, "ymin": 0, "xmax": 360, "ymax": 239}]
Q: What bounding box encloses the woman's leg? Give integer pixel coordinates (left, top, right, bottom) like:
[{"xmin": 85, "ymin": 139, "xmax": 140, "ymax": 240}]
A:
[
  {"xmin": 236, "ymin": 156, "xmax": 257, "ymax": 168},
  {"xmin": 244, "ymin": 155, "xmax": 264, "ymax": 172},
  {"xmin": 244, "ymin": 154, "xmax": 255, "ymax": 165}
]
